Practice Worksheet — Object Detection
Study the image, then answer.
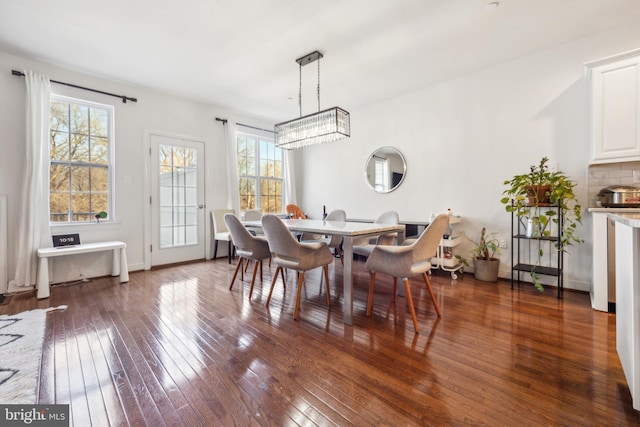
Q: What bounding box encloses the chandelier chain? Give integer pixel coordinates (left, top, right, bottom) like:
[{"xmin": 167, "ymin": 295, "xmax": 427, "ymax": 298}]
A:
[
  {"xmin": 298, "ymin": 62, "xmax": 302, "ymax": 117},
  {"xmin": 317, "ymin": 58, "xmax": 321, "ymax": 112}
]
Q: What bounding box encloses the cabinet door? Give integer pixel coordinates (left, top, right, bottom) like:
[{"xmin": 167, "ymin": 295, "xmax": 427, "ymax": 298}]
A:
[{"xmin": 590, "ymin": 55, "xmax": 640, "ymax": 163}]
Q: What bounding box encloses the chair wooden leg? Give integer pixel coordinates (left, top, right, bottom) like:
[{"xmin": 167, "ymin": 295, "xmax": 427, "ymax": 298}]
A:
[
  {"xmin": 366, "ymin": 272, "xmax": 376, "ymax": 316},
  {"xmin": 266, "ymin": 266, "xmax": 282, "ymax": 307},
  {"xmin": 422, "ymin": 272, "xmax": 442, "ymax": 317},
  {"xmin": 249, "ymin": 260, "xmax": 259, "ymax": 299},
  {"xmin": 214, "ymin": 240, "xmax": 219, "ymax": 259},
  {"xmin": 294, "ymin": 271, "xmax": 305, "ymax": 320},
  {"xmin": 227, "ymin": 241, "xmax": 232, "ymax": 264},
  {"xmin": 323, "ymin": 265, "xmax": 331, "ymax": 306},
  {"xmin": 393, "ymin": 277, "xmax": 398, "ymax": 302},
  {"xmin": 229, "ymin": 257, "xmax": 244, "ymax": 290},
  {"xmin": 403, "ymin": 278, "xmax": 420, "ymax": 334},
  {"xmin": 260, "ymin": 260, "xmax": 263, "ymax": 281}
]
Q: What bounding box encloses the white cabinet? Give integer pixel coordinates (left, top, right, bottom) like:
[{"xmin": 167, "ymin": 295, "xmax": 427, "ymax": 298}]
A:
[{"xmin": 588, "ymin": 50, "xmax": 640, "ymax": 164}]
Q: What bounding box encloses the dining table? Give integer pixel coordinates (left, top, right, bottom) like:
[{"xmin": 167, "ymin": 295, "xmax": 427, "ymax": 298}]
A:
[{"xmin": 242, "ymin": 218, "xmax": 406, "ymax": 325}]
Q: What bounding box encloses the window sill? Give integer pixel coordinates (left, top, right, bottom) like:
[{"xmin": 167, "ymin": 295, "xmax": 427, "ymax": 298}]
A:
[{"xmin": 50, "ymin": 221, "xmax": 122, "ymax": 233}]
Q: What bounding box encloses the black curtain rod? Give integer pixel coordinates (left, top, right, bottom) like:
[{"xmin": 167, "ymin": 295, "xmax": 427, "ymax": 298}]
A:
[
  {"xmin": 11, "ymin": 70, "xmax": 137, "ymax": 103},
  {"xmin": 236, "ymin": 122, "xmax": 275, "ymax": 134}
]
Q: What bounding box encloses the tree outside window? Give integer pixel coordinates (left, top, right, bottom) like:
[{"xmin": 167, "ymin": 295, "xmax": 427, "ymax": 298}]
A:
[
  {"xmin": 49, "ymin": 97, "xmax": 113, "ymax": 222},
  {"xmin": 237, "ymin": 133, "xmax": 283, "ymax": 213}
]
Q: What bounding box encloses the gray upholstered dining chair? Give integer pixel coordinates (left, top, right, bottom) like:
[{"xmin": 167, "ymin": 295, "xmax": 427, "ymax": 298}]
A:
[
  {"xmin": 243, "ymin": 209, "xmax": 263, "ymax": 236},
  {"xmin": 261, "ymin": 214, "xmax": 334, "ymax": 320},
  {"xmin": 212, "ymin": 209, "xmax": 235, "ymax": 263},
  {"xmin": 364, "ymin": 213, "xmax": 449, "ymax": 333},
  {"xmin": 353, "ymin": 210, "xmax": 400, "ymax": 258},
  {"xmin": 301, "ymin": 209, "xmax": 347, "ymax": 263},
  {"xmin": 224, "ymin": 213, "xmax": 271, "ymax": 299}
]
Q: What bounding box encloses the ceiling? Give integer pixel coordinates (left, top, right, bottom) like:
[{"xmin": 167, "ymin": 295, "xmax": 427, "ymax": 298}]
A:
[{"xmin": 2, "ymin": 0, "xmax": 640, "ymax": 123}]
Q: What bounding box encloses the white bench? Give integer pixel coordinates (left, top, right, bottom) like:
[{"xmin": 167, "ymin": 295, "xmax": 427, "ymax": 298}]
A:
[{"xmin": 36, "ymin": 241, "xmax": 129, "ymax": 299}]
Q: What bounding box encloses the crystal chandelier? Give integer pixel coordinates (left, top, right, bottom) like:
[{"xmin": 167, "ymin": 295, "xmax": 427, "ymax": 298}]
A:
[{"xmin": 275, "ymin": 51, "xmax": 350, "ymax": 149}]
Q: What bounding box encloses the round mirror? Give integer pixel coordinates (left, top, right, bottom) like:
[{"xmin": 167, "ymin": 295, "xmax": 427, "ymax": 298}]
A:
[{"xmin": 365, "ymin": 147, "xmax": 407, "ymax": 193}]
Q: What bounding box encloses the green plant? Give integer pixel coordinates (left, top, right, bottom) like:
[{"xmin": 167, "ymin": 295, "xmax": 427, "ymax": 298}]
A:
[
  {"xmin": 500, "ymin": 156, "xmax": 583, "ymax": 291},
  {"xmin": 455, "ymin": 228, "xmax": 500, "ymax": 266},
  {"xmin": 472, "ymin": 227, "xmax": 499, "ymax": 260},
  {"xmin": 95, "ymin": 211, "xmax": 107, "ymax": 223}
]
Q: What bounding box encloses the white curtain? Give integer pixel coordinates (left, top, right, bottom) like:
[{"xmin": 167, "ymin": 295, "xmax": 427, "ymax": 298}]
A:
[
  {"xmin": 224, "ymin": 119, "xmax": 240, "ymax": 213},
  {"xmin": 283, "ymin": 149, "xmax": 297, "ymax": 206},
  {"xmin": 10, "ymin": 71, "xmax": 52, "ymax": 288}
]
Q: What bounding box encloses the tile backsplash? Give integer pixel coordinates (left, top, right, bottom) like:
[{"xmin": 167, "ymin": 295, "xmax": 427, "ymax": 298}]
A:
[{"xmin": 588, "ymin": 161, "xmax": 640, "ymax": 207}]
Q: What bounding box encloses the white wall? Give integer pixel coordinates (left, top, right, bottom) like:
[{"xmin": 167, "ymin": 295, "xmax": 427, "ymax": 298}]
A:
[
  {"xmin": 297, "ymin": 23, "xmax": 640, "ymax": 291},
  {"xmin": 0, "ymin": 50, "xmax": 246, "ymax": 291}
]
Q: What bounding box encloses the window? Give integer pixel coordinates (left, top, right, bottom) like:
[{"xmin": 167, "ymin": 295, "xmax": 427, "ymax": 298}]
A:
[
  {"xmin": 237, "ymin": 133, "xmax": 283, "ymax": 213},
  {"xmin": 374, "ymin": 156, "xmax": 389, "ymax": 192},
  {"xmin": 49, "ymin": 96, "xmax": 113, "ymax": 223}
]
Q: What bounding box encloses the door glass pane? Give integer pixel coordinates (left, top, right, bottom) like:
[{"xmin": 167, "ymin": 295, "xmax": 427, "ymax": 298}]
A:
[{"xmin": 158, "ymin": 143, "xmax": 199, "ymax": 248}]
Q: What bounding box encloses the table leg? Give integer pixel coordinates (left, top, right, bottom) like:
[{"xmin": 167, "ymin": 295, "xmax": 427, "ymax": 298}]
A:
[
  {"xmin": 397, "ymin": 229, "xmax": 407, "ymax": 297},
  {"xmin": 36, "ymin": 257, "xmax": 50, "ymax": 299},
  {"xmin": 343, "ymin": 236, "xmax": 354, "ymax": 325}
]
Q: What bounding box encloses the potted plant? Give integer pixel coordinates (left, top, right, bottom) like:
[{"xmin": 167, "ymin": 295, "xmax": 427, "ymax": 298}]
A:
[
  {"xmin": 500, "ymin": 156, "xmax": 583, "ymax": 291},
  {"xmin": 471, "ymin": 228, "xmax": 500, "ymax": 282},
  {"xmin": 454, "ymin": 228, "xmax": 500, "ymax": 282}
]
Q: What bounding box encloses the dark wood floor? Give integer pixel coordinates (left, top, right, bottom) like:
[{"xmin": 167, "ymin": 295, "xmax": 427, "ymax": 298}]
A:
[{"xmin": 2, "ymin": 258, "xmax": 639, "ymax": 426}]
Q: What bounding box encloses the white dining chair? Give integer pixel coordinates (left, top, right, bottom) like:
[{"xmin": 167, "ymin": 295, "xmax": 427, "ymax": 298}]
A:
[
  {"xmin": 261, "ymin": 214, "xmax": 334, "ymax": 320},
  {"xmin": 224, "ymin": 213, "xmax": 271, "ymax": 299},
  {"xmin": 364, "ymin": 213, "xmax": 449, "ymax": 333},
  {"xmin": 212, "ymin": 209, "xmax": 235, "ymax": 263},
  {"xmin": 301, "ymin": 209, "xmax": 347, "ymax": 263},
  {"xmin": 353, "ymin": 210, "xmax": 400, "ymax": 258}
]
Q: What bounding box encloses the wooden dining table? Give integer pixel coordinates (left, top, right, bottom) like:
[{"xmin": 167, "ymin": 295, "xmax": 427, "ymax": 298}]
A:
[{"xmin": 243, "ymin": 218, "xmax": 406, "ymax": 325}]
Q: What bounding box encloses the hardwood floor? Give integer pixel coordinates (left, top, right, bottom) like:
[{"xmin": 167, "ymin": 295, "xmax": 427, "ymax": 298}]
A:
[{"xmin": 2, "ymin": 259, "xmax": 639, "ymax": 426}]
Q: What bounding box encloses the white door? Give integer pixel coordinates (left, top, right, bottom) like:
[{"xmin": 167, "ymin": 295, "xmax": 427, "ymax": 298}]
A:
[{"xmin": 150, "ymin": 134, "xmax": 205, "ymax": 266}]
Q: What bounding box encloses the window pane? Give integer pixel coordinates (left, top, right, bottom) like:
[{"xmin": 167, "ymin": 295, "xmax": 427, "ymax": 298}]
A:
[
  {"xmin": 71, "ymin": 193, "xmax": 90, "ymax": 221},
  {"xmin": 160, "ymin": 206, "xmax": 172, "ymax": 226},
  {"xmin": 90, "ymin": 137, "xmax": 109, "ymax": 164},
  {"xmin": 160, "ymin": 227, "xmax": 172, "ymax": 246},
  {"xmin": 71, "ymin": 166, "xmax": 90, "ymax": 191},
  {"xmin": 185, "ymin": 225, "xmax": 197, "ymax": 245},
  {"xmin": 185, "ymin": 167, "xmax": 197, "ymax": 186},
  {"xmin": 50, "ymin": 193, "xmax": 69, "ymax": 222},
  {"xmin": 71, "ymin": 134, "xmax": 89, "ymax": 162},
  {"xmin": 91, "ymin": 193, "xmax": 108, "ymax": 216},
  {"xmin": 50, "ymin": 164, "xmax": 70, "ymax": 192},
  {"xmin": 90, "ymin": 167, "xmax": 108, "ymax": 191},
  {"xmin": 50, "ymin": 101, "xmax": 69, "ymax": 132},
  {"xmin": 174, "ymin": 167, "xmax": 185, "ymax": 186},
  {"xmin": 50, "ymin": 132, "xmax": 69, "ymax": 161},
  {"xmin": 183, "ymin": 148, "xmax": 197, "ymax": 167},
  {"xmin": 70, "ymin": 104, "xmax": 89, "ymax": 134},
  {"xmin": 274, "ymin": 160, "xmax": 283, "ymax": 179},
  {"xmin": 90, "ymin": 107, "xmax": 108, "ymax": 137},
  {"xmin": 159, "ymin": 146, "xmax": 172, "ymax": 166}
]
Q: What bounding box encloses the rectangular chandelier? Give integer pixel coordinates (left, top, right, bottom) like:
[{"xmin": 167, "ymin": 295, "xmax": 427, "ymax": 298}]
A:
[{"xmin": 275, "ymin": 106, "xmax": 350, "ymax": 150}]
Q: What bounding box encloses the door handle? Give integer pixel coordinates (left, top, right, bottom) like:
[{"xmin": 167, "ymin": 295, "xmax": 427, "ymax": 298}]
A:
[{"xmin": 198, "ymin": 204, "xmax": 205, "ymax": 209}]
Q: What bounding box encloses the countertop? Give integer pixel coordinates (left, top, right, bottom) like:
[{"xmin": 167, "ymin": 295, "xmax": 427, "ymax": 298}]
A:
[
  {"xmin": 607, "ymin": 212, "xmax": 640, "ymax": 228},
  {"xmin": 588, "ymin": 207, "xmax": 640, "ymax": 213}
]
